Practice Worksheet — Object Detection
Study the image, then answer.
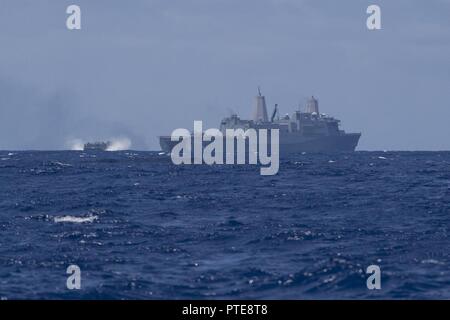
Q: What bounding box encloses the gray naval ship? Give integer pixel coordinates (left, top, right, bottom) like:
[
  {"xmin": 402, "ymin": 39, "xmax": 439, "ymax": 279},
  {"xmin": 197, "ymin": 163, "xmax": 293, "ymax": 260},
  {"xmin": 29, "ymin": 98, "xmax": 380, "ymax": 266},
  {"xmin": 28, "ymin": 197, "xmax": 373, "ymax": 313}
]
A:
[{"xmin": 159, "ymin": 90, "xmax": 361, "ymax": 155}]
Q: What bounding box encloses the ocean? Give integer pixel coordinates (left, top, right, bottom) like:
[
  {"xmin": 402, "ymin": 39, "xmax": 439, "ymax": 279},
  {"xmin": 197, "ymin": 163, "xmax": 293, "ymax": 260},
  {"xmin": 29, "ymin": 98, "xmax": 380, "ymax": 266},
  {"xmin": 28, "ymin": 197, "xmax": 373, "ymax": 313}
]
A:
[{"xmin": 0, "ymin": 151, "xmax": 449, "ymax": 299}]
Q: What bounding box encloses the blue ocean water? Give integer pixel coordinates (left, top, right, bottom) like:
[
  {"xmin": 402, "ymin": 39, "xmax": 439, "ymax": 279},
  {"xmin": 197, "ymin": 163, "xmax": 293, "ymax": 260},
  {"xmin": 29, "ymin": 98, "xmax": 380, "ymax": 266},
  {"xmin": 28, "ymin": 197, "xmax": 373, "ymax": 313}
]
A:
[{"xmin": 0, "ymin": 151, "xmax": 449, "ymax": 299}]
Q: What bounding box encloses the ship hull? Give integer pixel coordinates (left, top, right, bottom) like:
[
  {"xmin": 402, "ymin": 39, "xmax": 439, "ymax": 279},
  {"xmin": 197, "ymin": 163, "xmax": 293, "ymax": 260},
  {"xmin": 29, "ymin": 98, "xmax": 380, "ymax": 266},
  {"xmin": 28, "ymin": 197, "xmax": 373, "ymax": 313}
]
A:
[{"xmin": 159, "ymin": 133, "xmax": 361, "ymax": 156}]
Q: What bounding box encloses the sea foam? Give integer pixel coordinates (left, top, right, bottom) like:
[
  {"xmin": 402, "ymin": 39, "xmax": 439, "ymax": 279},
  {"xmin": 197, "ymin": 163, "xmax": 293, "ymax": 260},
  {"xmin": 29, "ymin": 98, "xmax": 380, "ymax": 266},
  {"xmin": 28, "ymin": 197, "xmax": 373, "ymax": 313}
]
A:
[{"xmin": 54, "ymin": 215, "xmax": 98, "ymax": 223}]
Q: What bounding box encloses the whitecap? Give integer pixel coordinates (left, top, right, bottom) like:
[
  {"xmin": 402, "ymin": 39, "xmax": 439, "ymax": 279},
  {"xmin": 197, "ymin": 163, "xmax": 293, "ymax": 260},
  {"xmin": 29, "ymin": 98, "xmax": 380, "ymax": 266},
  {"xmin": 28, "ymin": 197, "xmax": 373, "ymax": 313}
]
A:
[
  {"xmin": 323, "ymin": 275, "xmax": 336, "ymax": 283},
  {"xmin": 378, "ymin": 156, "xmax": 387, "ymax": 160},
  {"xmin": 54, "ymin": 215, "xmax": 98, "ymax": 223},
  {"xmin": 158, "ymin": 152, "xmax": 165, "ymax": 155},
  {"xmin": 52, "ymin": 161, "xmax": 72, "ymax": 167},
  {"xmin": 421, "ymin": 259, "xmax": 442, "ymax": 265}
]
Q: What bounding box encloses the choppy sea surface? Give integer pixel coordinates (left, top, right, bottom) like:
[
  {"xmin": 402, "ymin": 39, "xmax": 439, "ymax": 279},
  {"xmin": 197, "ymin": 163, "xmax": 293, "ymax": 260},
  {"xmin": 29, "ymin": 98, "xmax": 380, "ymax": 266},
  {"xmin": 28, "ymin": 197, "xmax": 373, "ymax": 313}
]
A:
[{"xmin": 0, "ymin": 151, "xmax": 449, "ymax": 299}]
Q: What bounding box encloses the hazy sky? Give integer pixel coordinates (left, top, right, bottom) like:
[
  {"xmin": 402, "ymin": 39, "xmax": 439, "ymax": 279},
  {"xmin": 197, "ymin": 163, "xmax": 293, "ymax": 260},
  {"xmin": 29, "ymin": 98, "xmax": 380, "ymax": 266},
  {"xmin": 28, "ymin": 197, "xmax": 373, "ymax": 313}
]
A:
[{"xmin": 0, "ymin": 0, "xmax": 449, "ymax": 150}]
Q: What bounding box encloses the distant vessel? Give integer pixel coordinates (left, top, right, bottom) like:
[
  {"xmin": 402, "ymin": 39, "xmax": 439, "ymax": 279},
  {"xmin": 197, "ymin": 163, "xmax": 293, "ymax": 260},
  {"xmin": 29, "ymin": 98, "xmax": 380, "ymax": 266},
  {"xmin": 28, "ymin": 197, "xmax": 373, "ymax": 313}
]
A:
[
  {"xmin": 159, "ymin": 89, "xmax": 361, "ymax": 155},
  {"xmin": 83, "ymin": 141, "xmax": 111, "ymax": 151}
]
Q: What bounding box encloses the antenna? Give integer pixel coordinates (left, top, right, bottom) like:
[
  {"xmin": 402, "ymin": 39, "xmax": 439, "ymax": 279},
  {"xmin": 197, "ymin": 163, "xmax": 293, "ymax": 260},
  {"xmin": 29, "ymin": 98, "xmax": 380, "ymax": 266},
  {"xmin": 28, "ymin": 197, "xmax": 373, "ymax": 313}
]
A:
[
  {"xmin": 271, "ymin": 104, "xmax": 278, "ymax": 122},
  {"xmin": 257, "ymin": 86, "xmax": 262, "ymax": 96}
]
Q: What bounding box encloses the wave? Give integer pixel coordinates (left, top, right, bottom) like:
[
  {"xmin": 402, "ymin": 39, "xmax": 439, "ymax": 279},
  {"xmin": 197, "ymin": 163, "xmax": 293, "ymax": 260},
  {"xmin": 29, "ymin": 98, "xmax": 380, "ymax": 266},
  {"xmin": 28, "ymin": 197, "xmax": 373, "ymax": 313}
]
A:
[{"xmin": 54, "ymin": 215, "xmax": 98, "ymax": 223}]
